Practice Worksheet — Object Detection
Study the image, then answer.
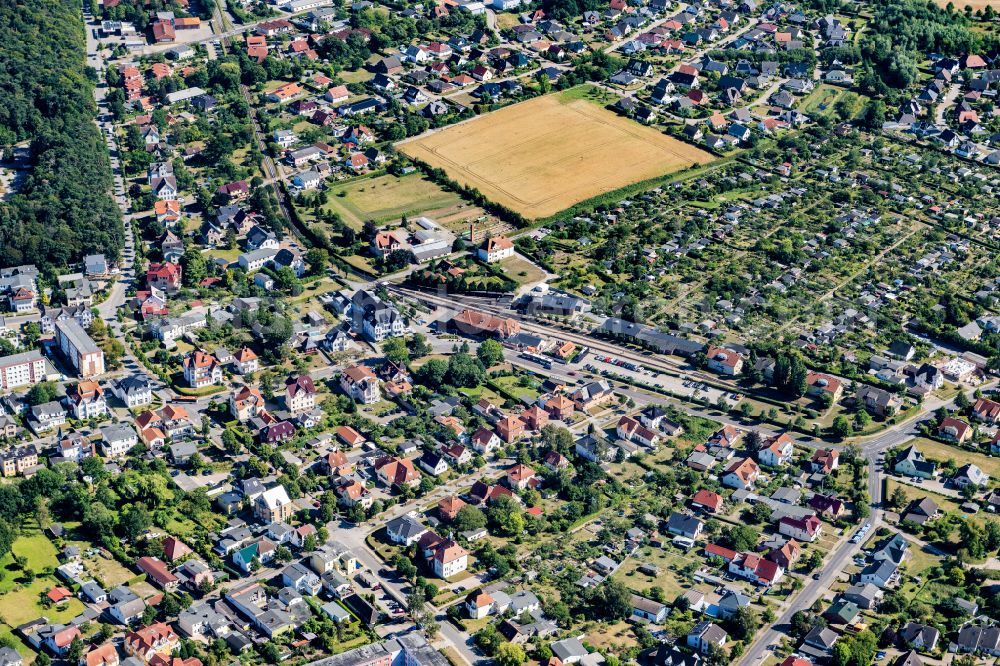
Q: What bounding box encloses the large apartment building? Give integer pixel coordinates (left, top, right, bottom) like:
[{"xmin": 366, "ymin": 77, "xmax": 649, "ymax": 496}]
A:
[
  {"xmin": 0, "ymin": 349, "xmax": 48, "ymax": 390},
  {"xmin": 55, "ymin": 319, "xmax": 105, "ymax": 377},
  {"xmin": 0, "ymin": 444, "xmax": 39, "ymax": 477}
]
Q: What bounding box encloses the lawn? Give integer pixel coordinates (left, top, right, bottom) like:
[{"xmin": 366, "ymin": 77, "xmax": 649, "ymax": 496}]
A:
[
  {"xmin": 0, "ymin": 529, "xmax": 86, "ymax": 628},
  {"xmin": 800, "ymin": 84, "xmax": 841, "ymax": 115},
  {"xmin": 397, "ymin": 86, "xmax": 715, "ymax": 219},
  {"xmin": 322, "ymin": 173, "xmax": 465, "ymax": 229},
  {"xmin": 457, "ymin": 384, "xmax": 504, "ymax": 404},
  {"xmin": 340, "ymin": 254, "xmax": 377, "ymax": 276},
  {"xmin": 339, "ymin": 69, "xmax": 374, "ymax": 85},
  {"xmin": 163, "ymin": 511, "xmax": 228, "ymax": 543},
  {"xmin": 0, "ymin": 579, "xmax": 86, "ymax": 626},
  {"xmin": 906, "ymin": 436, "xmax": 1000, "ymax": 479},
  {"xmin": 13, "ymin": 531, "xmax": 61, "ymax": 571},
  {"xmin": 205, "ymin": 247, "xmax": 241, "ymax": 263},
  {"xmin": 0, "ymin": 529, "xmax": 62, "ymax": 593},
  {"xmin": 617, "ymin": 545, "xmax": 701, "ymax": 601},
  {"xmin": 906, "ymin": 544, "xmax": 943, "ymax": 577},
  {"xmin": 800, "ymin": 84, "xmax": 868, "ymax": 120},
  {"xmin": 84, "ymin": 552, "xmax": 138, "ymax": 588},
  {"xmin": 496, "ymin": 254, "xmax": 547, "ymax": 287},
  {"xmin": 491, "ymin": 375, "xmax": 542, "ymax": 402},
  {"xmin": 495, "ymin": 12, "xmax": 521, "ymax": 30},
  {"xmin": 885, "ymin": 479, "xmax": 989, "ymax": 536},
  {"xmin": 586, "ymin": 620, "xmax": 640, "ymax": 653}
]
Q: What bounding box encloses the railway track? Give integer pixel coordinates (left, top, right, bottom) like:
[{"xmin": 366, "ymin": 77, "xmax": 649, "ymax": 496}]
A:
[
  {"xmin": 212, "ymin": 3, "xmax": 297, "ymax": 235},
  {"xmin": 388, "ymin": 284, "xmax": 736, "ymax": 390}
]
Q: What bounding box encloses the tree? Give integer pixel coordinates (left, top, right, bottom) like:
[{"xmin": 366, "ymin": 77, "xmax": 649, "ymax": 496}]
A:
[
  {"xmin": 495, "ymin": 643, "xmax": 526, "ymax": 666},
  {"xmin": 720, "ymin": 524, "xmax": 758, "ymax": 551},
  {"xmin": 955, "ymin": 391, "xmax": 971, "ymax": 411},
  {"xmin": 731, "ymin": 606, "xmax": 759, "ymax": 640},
  {"xmin": 407, "ymin": 589, "xmax": 426, "ymax": 614},
  {"xmin": 305, "ymin": 247, "xmax": 329, "ymax": 275},
  {"xmin": 889, "ymin": 486, "xmax": 908, "ymax": 509},
  {"xmin": 182, "ymin": 251, "xmax": 207, "ymax": 287},
  {"xmin": 0, "ymin": 518, "xmax": 16, "ymax": 560},
  {"xmin": 985, "ymin": 520, "xmax": 1000, "ymax": 552},
  {"xmin": 803, "ymin": 551, "xmax": 823, "ymax": 572},
  {"xmin": 750, "ymin": 502, "xmax": 772, "ymax": 524},
  {"xmin": 409, "ymin": 333, "xmax": 431, "ymax": 358},
  {"xmin": 97, "ymin": 335, "xmax": 126, "ymax": 371},
  {"xmin": 445, "ymin": 352, "xmax": 485, "ymax": 388},
  {"xmin": 418, "ymin": 476, "xmax": 435, "ymax": 495},
  {"xmin": 259, "ymin": 642, "xmax": 281, "ymax": 664},
  {"xmin": 477, "ymin": 339, "xmax": 504, "ymax": 368},
  {"xmin": 394, "ymin": 555, "xmax": 417, "ymax": 581},
  {"xmin": 119, "ymin": 504, "xmax": 152, "ymax": 542},
  {"xmin": 790, "ymin": 611, "xmax": 815, "ymax": 638},
  {"xmin": 830, "ymin": 416, "xmax": 852, "ymax": 439},
  {"xmin": 262, "ymin": 315, "xmax": 294, "ymax": 348},
  {"xmin": 960, "ymin": 520, "xmax": 985, "ymax": 560},
  {"xmin": 66, "ymin": 637, "xmax": 84, "ymax": 662},
  {"xmin": 25, "ymin": 381, "xmax": 58, "ymax": 406},
  {"xmin": 597, "ymin": 578, "xmax": 633, "ymax": 620},
  {"xmin": 541, "ymin": 425, "xmax": 574, "ymax": 454},
  {"xmin": 860, "ymin": 100, "xmax": 886, "ymax": 130},
  {"xmin": 474, "ymin": 625, "xmax": 503, "ymax": 655},
  {"xmin": 382, "ymin": 337, "xmax": 410, "ymax": 365},
  {"xmin": 487, "ymin": 495, "xmax": 525, "ymax": 536},
  {"xmin": 832, "ymin": 641, "xmax": 851, "ymax": 666},
  {"xmin": 416, "ymin": 358, "xmax": 448, "ymax": 386},
  {"xmin": 453, "ymin": 505, "xmax": 487, "ymax": 531}
]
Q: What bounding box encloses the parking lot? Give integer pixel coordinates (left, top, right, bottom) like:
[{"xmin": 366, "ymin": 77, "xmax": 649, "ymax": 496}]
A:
[{"xmin": 583, "ymin": 356, "xmax": 738, "ymax": 405}]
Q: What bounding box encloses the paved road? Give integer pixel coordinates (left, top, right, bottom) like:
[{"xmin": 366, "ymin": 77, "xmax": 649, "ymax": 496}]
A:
[
  {"xmin": 736, "ymin": 379, "xmax": 993, "ymax": 666},
  {"xmin": 934, "ymin": 82, "xmax": 960, "ymax": 127},
  {"xmin": 388, "ymin": 286, "xmax": 999, "ymax": 666},
  {"xmin": 84, "ymin": 2, "xmax": 136, "ymax": 297}
]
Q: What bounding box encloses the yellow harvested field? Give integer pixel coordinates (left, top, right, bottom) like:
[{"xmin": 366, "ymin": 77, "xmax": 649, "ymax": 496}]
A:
[
  {"xmin": 935, "ymin": 0, "xmax": 1000, "ymax": 8},
  {"xmin": 398, "ymin": 89, "xmax": 715, "ymax": 218}
]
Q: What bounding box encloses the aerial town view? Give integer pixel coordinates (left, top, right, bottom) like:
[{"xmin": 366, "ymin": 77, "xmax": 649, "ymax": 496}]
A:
[{"xmin": 6, "ymin": 2, "xmax": 1000, "ymax": 666}]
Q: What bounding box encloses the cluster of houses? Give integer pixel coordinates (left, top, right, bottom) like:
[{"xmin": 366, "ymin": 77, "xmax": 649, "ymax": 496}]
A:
[
  {"xmin": 609, "ymin": 1, "xmax": 829, "ymax": 147},
  {"xmin": 17, "ymin": 497, "xmax": 450, "ymax": 665},
  {"xmin": 885, "ymin": 52, "xmax": 1000, "ymax": 164}
]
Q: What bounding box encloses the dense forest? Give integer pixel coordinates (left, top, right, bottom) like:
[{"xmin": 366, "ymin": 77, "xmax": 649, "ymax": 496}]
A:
[
  {"xmin": 855, "ymin": 0, "xmax": 998, "ymax": 98},
  {"xmin": 0, "ymin": 0, "xmax": 123, "ymax": 270}
]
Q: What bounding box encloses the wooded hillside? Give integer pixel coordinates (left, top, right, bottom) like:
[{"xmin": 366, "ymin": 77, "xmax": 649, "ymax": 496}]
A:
[{"xmin": 0, "ymin": 0, "xmax": 122, "ymax": 270}]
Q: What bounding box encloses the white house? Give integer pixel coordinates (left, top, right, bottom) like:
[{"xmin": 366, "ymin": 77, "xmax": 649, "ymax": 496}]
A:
[
  {"xmin": 112, "ymin": 376, "xmax": 153, "ymax": 408},
  {"xmin": 183, "ymin": 351, "xmax": 222, "ymax": 388},
  {"xmin": 432, "ymin": 541, "xmax": 468, "ymax": 578},
  {"xmin": 477, "ymin": 236, "xmax": 515, "ymax": 263},
  {"xmin": 386, "ymin": 515, "xmax": 427, "ymax": 546},
  {"xmin": 778, "ymin": 515, "xmax": 822, "ymax": 542},
  {"xmin": 274, "ymin": 130, "xmax": 297, "ymax": 148},
  {"xmin": 292, "ymin": 169, "xmax": 323, "ymax": 191},
  {"xmin": 238, "ymin": 248, "xmax": 278, "ymax": 272},
  {"xmin": 233, "ymin": 347, "xmax": 259, "ymax": 374},
  {"xmin": 687, "ymin": 622, "xmax": 728, "ymax": 655},
  {"xmin": 100, "ymin": 423, "xmax": 139, "ymax": 458},
  {"xmin": 340, "ymin": 365, "xmax": 380, "ymax": 404},
  {"xmin": 758, "ymin": 433, "xmax": 794, "ymax": 467}
]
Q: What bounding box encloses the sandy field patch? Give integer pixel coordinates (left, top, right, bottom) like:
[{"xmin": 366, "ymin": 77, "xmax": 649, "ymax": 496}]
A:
[{"xmin": 398, "ymin": 87, "xmax": 715, "ymax": 218}]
